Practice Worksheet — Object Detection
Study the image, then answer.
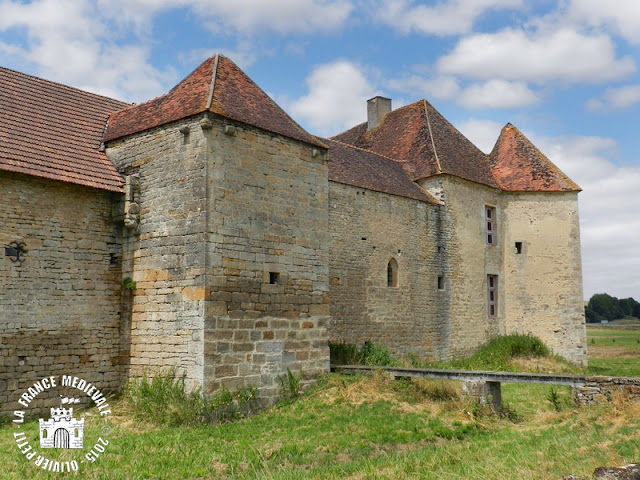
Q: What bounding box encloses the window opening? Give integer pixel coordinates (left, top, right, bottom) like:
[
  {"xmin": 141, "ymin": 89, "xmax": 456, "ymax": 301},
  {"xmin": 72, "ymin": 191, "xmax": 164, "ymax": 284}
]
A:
[
  {"xmin": 515, "ymin": 242, "xmax": 523, "ymax": 254},
  {"xmin": 486, "ymin": 206, "xmax": 496, "ymax": 245},
  {"xmin": 387, "ymin": 258, "xmax": 398, "ymax": 287},
  {"xmin": 437, "ymin": 276, "xmax": 445, "ymax": 290},
  {"xmin": 269, "ymin": 272, "xmax": 280, "ymax": 285},
  {"xmin": 487, "ymin": 275, "xmax": 498, "ymax": 317}
]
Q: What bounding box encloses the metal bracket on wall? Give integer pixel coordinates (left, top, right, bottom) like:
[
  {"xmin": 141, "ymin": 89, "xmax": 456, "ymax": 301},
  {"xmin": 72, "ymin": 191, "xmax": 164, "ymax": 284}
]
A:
[{"xmin": 5, "ymin": 240, "xmax": 27, "ymax": 264}]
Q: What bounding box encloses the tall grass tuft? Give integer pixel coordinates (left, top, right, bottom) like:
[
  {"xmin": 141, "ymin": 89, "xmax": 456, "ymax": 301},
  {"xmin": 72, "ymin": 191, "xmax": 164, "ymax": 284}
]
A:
[
  {"xmin": 329, "ymin": 340, "xmax": 398, "ymax": 366},
  {"xmin": 450, "ymin": 334, "xmax": 550, "ymax": 371},
  {"xmin": 125, "ymin": 367, "xmax": 257, "ymax": 426}
]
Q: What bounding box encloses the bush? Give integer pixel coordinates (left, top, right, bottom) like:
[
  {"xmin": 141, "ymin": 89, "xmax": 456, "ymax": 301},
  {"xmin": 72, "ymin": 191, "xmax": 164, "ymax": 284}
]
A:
[{"xmin": 125, "ymin": 367, "xmax": 257, "ymax": 426}]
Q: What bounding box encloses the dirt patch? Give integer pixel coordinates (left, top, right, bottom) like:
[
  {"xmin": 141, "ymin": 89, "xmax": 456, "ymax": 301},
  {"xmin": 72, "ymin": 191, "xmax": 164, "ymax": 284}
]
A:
[{"xmin": 588, "ymin": 345, "xmax": 640, "ymax": 359}]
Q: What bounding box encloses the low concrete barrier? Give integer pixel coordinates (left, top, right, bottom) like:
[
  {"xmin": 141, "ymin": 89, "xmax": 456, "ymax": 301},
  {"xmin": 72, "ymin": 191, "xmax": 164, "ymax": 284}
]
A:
[{"xmin": 330, "ymin": 365, "xmax": 640, "ymax": 408}]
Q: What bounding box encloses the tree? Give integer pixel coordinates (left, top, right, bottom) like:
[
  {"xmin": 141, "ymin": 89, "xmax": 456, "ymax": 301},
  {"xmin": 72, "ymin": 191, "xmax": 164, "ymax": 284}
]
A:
[{"xmin": 586, "ymin": 294, "xmax": 639, "ymax": 322}]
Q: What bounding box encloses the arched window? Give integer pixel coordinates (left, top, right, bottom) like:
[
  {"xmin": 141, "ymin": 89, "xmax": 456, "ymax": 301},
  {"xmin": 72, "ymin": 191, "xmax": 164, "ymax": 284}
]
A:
[{"xmin": 387, "ymin": 258, "xmax": 398, "ymax": 287}]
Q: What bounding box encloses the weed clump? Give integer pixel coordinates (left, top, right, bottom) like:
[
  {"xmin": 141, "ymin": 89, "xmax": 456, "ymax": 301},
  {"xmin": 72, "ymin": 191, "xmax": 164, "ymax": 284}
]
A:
[
  {"xmin": 450, "ymin": 334, "xmax": 551, "ymax": 371},
  {"xmin": 125, "ymin": 367, "xmax": 256, "ymax": 426},
  {"xmin": 278, "ymin": 368, "xmax": 302, "ymax": 402},
  {"xmin": 329, "ymin": 340, "xmax": 397, "ymax": 366}
]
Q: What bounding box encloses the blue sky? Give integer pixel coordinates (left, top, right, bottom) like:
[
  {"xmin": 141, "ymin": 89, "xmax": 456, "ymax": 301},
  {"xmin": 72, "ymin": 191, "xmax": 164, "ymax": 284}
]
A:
[{"xmin": 1, "ymin": 0, "xmax": 639, "ymax": 300}]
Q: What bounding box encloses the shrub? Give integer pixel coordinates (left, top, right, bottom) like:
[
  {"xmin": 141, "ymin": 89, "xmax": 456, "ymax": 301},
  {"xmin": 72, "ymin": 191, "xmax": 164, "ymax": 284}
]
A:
[{"xmin": 452, "ymin": 334, "xmax": 550, "ymax": 371}]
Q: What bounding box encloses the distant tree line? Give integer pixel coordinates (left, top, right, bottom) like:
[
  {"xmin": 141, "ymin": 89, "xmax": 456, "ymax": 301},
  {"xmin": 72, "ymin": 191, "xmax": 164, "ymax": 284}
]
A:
[{"xmin": 585, "ymin": 293, "xmax": 640, "ymax": 323}]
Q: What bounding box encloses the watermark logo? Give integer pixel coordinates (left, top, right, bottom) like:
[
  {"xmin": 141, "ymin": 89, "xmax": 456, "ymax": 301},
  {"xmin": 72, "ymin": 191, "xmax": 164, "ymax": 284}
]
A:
[{"xmin": 12, "ymin": 374, "xmax": 113, "ymax": 473}]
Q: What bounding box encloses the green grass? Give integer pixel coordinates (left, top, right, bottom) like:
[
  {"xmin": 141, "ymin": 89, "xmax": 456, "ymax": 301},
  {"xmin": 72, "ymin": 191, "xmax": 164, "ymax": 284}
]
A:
[
  {"xmin": 3, "ymin": 329, "xmax": 639, "ymax": 479},
  {"xmin": 587, "ymin": 322, "xmax": 640, "ymax": 377}
]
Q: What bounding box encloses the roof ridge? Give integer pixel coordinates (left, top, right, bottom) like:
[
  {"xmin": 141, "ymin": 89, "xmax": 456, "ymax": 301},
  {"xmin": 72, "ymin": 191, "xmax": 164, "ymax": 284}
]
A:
[
  {"xmin": 206, "ymin": 54, "xmax": 219, "ymax": 110},
  {"xmin": 508, "ymin": 124, "xmax": 580, "ymax": 190},
  {"xmin": 422, "ymin": 99, "xmax": 442, "ymax": 174},
  {"xmin": 327, "ymin": 138, "xmax": 398, "ymax": 163},
  {"xmin": 218, "ymin": 56, "xmax": 328, "ymax": 149}
]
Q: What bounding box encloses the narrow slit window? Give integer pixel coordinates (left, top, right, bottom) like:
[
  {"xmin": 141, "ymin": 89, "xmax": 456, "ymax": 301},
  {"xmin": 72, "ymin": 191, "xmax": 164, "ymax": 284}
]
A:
[
  {"xmin": 515, "ymin": 242, "xmax": 523, "ymax": 254},
  {"xmin": 487, "ymin": 275, "xmax": 498, "ymax": 317},
  {"xmin": 485, "ymin": 206, "xmax": 496, "ymax": 245},
  {"xmin": 387, "ymin": 258, "xmax": 398, "ymax": 287},
  {"xmin": 437, "ymin": 276, "xmax": 445, "ymax": 290}
]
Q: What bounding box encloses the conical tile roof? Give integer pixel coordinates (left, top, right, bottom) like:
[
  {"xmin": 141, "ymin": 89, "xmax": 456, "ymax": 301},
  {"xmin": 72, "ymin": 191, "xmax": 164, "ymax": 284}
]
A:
[
  {"xmin": 489, "ymin": 123, "xmax": 580, "ymax": 192},
  {"xmin": 104, "ymin": 55, "xmax": 326, "ymax": 148}
]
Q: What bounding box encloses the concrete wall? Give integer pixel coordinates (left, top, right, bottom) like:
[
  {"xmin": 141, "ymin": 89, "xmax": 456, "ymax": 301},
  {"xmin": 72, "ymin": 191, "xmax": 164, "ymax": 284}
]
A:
[
  {"xmin": 328, "ymin": 182, "xmax": 451, "ymax": 360},
  {"xmin": 0, "ymin": 172, "xmax": 122, "ymax": 414},
  {"xmin": 502, "ymin": 192, "xmax": 587, "ymax": 365}
]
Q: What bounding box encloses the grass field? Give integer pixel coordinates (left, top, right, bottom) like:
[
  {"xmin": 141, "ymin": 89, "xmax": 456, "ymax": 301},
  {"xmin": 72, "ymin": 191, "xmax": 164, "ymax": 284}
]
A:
[{"xmin": 2, "ymin": 324, "xmax": 639, "ymax": 479}]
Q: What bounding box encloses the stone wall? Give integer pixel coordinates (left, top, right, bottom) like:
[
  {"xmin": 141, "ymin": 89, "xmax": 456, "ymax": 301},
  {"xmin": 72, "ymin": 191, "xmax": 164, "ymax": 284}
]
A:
[
  {"xmin": 573, "ymin": 376, "xmax": 640, "ymax": 405},
  {"xmin": 106, "ymin": 115, "xmax": 210, "ymax": 389},
  {"xmin": 328, "ymin": 182, "xmax": 451, "ymax": 359},
  {"xmin": 202, "ymin": 115, "xmax": 330, "ymax": 400},
  {"xmin": 420, "ymin": 175, "xmax": 503, "ymax": 359},
  {"xmin": 106, "ymin": 113, "xmax": 331, "ymax": 402},
  {"xmin": 0, "ymin": 172, "xmax": 122, "ymax": 414},
  {"xmin": 502, "ymin": 192, "xmax": 587, "ymax": 365}
]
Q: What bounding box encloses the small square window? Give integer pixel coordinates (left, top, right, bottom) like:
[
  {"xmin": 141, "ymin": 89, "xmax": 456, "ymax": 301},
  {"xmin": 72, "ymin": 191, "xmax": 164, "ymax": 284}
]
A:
[{"xmin": 269, "ymin": 272, "xmax": 280, "ymax": 285}]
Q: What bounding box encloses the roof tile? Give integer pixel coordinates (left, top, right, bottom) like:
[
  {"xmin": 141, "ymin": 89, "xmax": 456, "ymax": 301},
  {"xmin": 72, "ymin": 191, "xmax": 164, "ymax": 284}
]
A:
[
  {"xmin": 326, "ymin": 138, "xmax": 438, "ymax": 203},
  {"xmin": 333, "ymin": 100, "xmax": 498, "ymax": 188},
  {"xmin": 0, "ymin": 67, "xmax": 129, "ymax": 192},
  {"xmin": 104, "ymin": 55, "xmax": 326, "ymax": 148},
  {"xmin": 489, "ymin": 124, "xmax": 580, "ymax": 192}
]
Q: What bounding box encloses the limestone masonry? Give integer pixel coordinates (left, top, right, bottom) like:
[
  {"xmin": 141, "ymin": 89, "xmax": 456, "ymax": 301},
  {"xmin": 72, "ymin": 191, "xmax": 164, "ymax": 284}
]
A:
[{"xmin": 0, "ymin": 55, "xmax": 587, "ymax": 413}]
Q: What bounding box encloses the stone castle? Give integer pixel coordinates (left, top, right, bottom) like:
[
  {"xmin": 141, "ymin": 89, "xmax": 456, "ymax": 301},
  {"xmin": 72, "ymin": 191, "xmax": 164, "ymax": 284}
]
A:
[{"xmin": 0, "ymin": 55, "xmax": 586, "ymax": 410}]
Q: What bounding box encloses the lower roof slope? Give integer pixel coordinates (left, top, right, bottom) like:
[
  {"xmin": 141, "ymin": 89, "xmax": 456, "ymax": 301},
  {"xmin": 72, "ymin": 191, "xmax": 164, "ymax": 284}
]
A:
[
  {"xmin": 325, "ymin": 138, "xmax": 438, "ymax": 203},
  {"xmin": 334, "ymin": 100, "xmax": 498, "ymax": 188},
  {"xmin": 334, "ymin": 99, "xmax": 580, "ymax": 193},
  {"xmin": 0, "ymin": 67, "xmax": 130, "ymax": 192}
]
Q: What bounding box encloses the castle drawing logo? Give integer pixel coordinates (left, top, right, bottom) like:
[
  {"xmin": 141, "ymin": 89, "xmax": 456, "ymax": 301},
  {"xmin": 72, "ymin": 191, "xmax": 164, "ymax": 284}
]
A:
[
  {"xmin": 39, "ymin": 397, "xmax": 84, "ymax": 449},
  {"xmin": 13, "ymin": 374, "xmax": 113, "ymax": 473}
]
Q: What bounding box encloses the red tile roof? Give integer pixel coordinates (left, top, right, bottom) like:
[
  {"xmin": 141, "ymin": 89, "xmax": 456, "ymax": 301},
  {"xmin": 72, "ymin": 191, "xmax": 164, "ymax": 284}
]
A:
[
  {"xmin": 104, "ymin": 55, "xmax": 326, "ymax": 149},
  {"xmin": 333, "ymin": 100, "xmax": 498, "ymax": 188},
  {"xmin": 325, "ymin": 138, "xmax": 438, "ymax": 203},
  {"xmin": 0, "ymin": 67, "xmax": 129, "ymax": 192},
  {"xmin": 489, "ymin": 124, "xmax": 580, "ymax": 192}
]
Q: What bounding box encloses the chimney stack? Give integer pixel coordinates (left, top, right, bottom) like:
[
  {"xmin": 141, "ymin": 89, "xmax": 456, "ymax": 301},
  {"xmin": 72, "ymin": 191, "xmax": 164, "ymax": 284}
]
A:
[{"xmin": 367, "ymin": 96, "xmax": 392, "ymax": 131}]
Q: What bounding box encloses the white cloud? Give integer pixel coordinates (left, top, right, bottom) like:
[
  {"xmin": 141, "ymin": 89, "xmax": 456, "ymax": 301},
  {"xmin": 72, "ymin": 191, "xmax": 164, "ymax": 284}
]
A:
[
  {"xmin": 193, "ymin": 0, "xmax": 354, "ymax": 35},
  {"xmin": 437, "ymin": 28, "xmax": 635, "ymax": 84},
  {"xmin": 389, "ymin": 74, "xmax": 537, "ymax": 110},
  {"xmin": 0, "ymin": 0, "xmax": 176, "ymax": 102},
  {"xmin": 531, "ymin": 134, "xmax": 640, "ymax": 299},
  {"xmin": 568, "ymin": 0, "xmax": 640, "ymax": 44},
  {"xmin": 458, "ymin": 79, "xmax": 538, "ymax": 109},
  {"xmin": 388, "ymin": 74, "xmax": 461, "ymax": 100},
  {"xmin": 587, "ymin": 85, "xmax": 640, "ymax": 111},
  {"xmin": 288, "ymin": 60, "xmax": 378, "ymax": 136},
  {"xmin": 370, "ymin": 0, "xmax": 523, "ymax": 36},
  {"xmin": 455, "ymin": 118, "xmax": 504, "ymax": 153}
]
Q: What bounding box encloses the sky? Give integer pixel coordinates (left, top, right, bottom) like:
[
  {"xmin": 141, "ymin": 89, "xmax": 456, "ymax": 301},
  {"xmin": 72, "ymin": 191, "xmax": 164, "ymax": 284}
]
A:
[{"xmin": 0, "ymin": 0, "xmax": 638, "ymax": 300}]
